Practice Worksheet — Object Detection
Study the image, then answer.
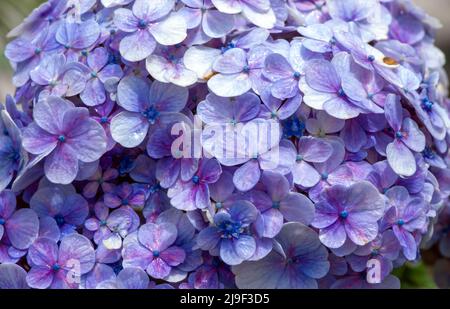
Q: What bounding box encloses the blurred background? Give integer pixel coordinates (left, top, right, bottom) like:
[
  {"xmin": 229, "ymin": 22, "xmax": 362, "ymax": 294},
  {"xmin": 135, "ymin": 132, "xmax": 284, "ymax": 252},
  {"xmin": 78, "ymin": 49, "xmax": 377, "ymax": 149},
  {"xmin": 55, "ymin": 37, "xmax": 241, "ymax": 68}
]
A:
[{"xmin": 0, "ymin": 0, "xmax": 449, "ymax": 288}]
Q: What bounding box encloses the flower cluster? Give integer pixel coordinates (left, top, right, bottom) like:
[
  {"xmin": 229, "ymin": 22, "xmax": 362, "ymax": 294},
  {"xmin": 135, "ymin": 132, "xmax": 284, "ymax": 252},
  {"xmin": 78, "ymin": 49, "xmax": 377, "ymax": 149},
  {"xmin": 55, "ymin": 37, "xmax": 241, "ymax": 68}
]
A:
[{"xmin": 1, "ymin": 0, "xmax": 450, "ymax": 289}]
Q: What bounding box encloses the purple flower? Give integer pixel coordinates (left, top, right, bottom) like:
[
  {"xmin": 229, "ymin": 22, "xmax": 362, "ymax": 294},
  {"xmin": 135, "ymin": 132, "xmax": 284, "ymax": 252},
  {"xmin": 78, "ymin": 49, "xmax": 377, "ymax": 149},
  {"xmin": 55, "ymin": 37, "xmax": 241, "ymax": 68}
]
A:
[
  {"xmin": 22, "ymin": 96, "xmax": 107, "ymax": 184},
  {"xmin": 180, "ymin": 0, "xmax": 235, "ymax": 44},
  {"xmin": 384, "ymin": 94, "xmax": 425, "ymax": 177},
  {"xmin": 113, "ymin": 0, "xmax": 186, "ymax": 62},
  {"xmin": 0, "ymin": 110, "xmax": 25, "ymax": 192},
  {"xmin": 85, "ymin": 203, "xmax": 139, "ymax": 250},
  {"xmin": 110, "ymin": 76, "xmax": 188, "ymax": 148},
  {"xmin": 287, "ymin": 137, "xmax": 333, "ymax": 188},
  {"xmin": 196, "ymin": 200, "xmax": 259, "ymax": 265},
  {"xmin": 83, "ymin": 167, "xmax": 118, "ymax": 199},
  {"xmin": 97, "ymin": 267, "xmax": 150, "ymax": 289},
  {"xmin": 56, "ymin": 19, "xmax": 101, "ymax": 62},
  {"xmin": 347, "ymin": 230, "xmax": 400, "ymax": 281},
  {"xmin": 0, "ymin": 190, "xmax": 39, "ymax": 250},
  {"xmin": 78, "ymin": 47, "xmax": 123, "ymax": 106},
  {"xmin": 30, "ymin": 186, "xmax": 89, "ymax": 237},
  {"xmin": 301, "ymin": 52, "xmax": 383, "ymax": 120},
  {"xmin": 312, "ymin": 181, "xmax": 385, "ymax": 248},
  {"xmin": 169, "ymin": 158, "xmax": 222, "ymax": 210},
  {"xmin": 104, "ymin": 183, "xmax": 146, "ymax": 210},
  {"xmin": 207, "ymin": 46, "xmax": 270, "ymax": 97},
  {"xmin": 146, "ymin": 45, "xmax": 197, "ymax": 87},
  {"xmin": 211, "ymin": 0, "xmax": 276, "ymax": 29},
  {"xmin": 247, "ymin": 171, "xmax": 315, "ymax": 238},
  {"xmin": 381, "ymin": 186, "xmax": 427, "ymax": 260},
  {"xmin": 26, "ymin": 234, "xmax": 95, "ymax": 289},
  {"xmin": 0, "ymin": 263, "xmax": 29, "ymax": 289},
  {"xmin": 232, "ymin": 223, "xmax": 330, "ymax": 288},
  {"xmin": 122, "ymin": 222, "xmax": 186, "ymax": 279}
]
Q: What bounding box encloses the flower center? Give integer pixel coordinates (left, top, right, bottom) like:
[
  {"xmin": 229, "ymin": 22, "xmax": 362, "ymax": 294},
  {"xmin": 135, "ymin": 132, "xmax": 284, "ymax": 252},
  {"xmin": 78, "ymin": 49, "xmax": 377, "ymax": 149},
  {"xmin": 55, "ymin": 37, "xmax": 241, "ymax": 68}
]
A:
[
  {"xmin": 54, "ymin": 214, "xmax": 65, "ymax": 226},
  {"xmin": 58, "ymin": 135, "xmax": 66, "ymax": 143},
  {"xmin": 395, "ymin": 131, "xmax": 403, "ymax": 140},
  {"xmin": 0, "ymin": 217, "xmax": 5, "ymax": 225},
  {"xmin": 216, "ymin": 202, "xmax": 223, "ymax": 209},
  {"xmin": 34, "ymin": 48, "xmax": 42, "ymax": 55},
  {"xmin": 52, "ymin": 263, "xmax": 61, "ymax": 271},
  {"xmin": 242, "ymin": 65, "xmax": 250, "ymax": 73},
  {"xmin": 138, "ymin": 19, "xmax": 148, "ymax": 30},
  {"xmin": 397, "ymin": 219, "xmax": 405, "ymax": 226},
  {"xmin": 122, "ymin": 199, "xmax": 129, "ymax": 206},
  {"xmin": 293, "ymin": 71, "xmax": 301, "ymax": 79},
  {"xmin": 192, "ymin": 175, "xmax": 200, "ymax": 184},
  {"xmin": 142, "ymin": 106, "xmax": 160, "ymax": 124},
  {"xmin": 90, "ymin": 71, "xmax": 98, "ymax": 78},
  {"xmin": 339, "ymin": 210, "xmax": 349, "ymax": 219},
  {"xmin": 422, "ymin": 146, "xmax": 435, "ymax": 159},
  {"xmin": 321, "ymin": 173, "xmax": 328, "ymax": 180},
  {"xmin": 337, "ymin": 88, "xmax": 346, "ymax": 97},
  {"xmin": 152, "ymin": 250, "xmax": 160, "ymax": 257},
  {"xmin": 100, "ymin": 116, "xmax": 109, "ymax": 124},
  {"xmin": 367, "ymin": 55, "xmax": 375, "ymax": 62},
  {"xmin": 219, "ymin": 220, "xmax": 243, "ymax": 239},
  {"xmin": 272, "ymin": 201, "xmax": 280, "ymax": 209},
  {"xmin": 371, "ymin": 249, "xmax": 379, "ymax": 257},
  {"xmin": 100, "ymin": 220, "xmax": 107, "ymax": 226},
  {"xmin": 296, "ymin": 154, "xmax": 303, "ymax": 162},
  {"xmin": 421, "ymin": 97, "xmax": 433, "ymax": 112}
]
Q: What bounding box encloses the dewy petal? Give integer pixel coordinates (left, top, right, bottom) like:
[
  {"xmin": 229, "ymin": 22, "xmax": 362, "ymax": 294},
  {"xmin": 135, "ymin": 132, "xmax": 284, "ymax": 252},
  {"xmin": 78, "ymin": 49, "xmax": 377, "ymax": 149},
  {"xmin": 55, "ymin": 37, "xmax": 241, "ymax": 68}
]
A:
[
  {"xmin": 120, "ymin": 30, "xmax": 156, "ymax": 62},
  {"xmin": 292, "ymin": 161, "xmax": 321, "ymax": 188},
  {"xmin": 147, "ymin": 257, "xmax": 171, "ymax": 279},
  {"xmin": 0, "ymin": 264, "xmax": 28, "ymax": 289},
  {"xmin": 26, "ymin": 267, "xmax": 54, "ymax": 289},
  {"xmin": 28, "ymin": 237, "xmax": 58, "ymax": 267},
  {"xmin": 149, "ymin": 15, "xmax": 187, "ymax": 46},
  {"xmin": 386, "ymin": 140, "xmax": 416, "ymax": 177},
  {"xmin": 58, "ymin": 234, "xmax": 95, "ymax": 275},
  {"xmin": 110, "ymin": 111, "xmax": 149, "ymax": 148},
  {"xmin": 213, "ymin": 48, "xmax": 247, "ymax": 74}
]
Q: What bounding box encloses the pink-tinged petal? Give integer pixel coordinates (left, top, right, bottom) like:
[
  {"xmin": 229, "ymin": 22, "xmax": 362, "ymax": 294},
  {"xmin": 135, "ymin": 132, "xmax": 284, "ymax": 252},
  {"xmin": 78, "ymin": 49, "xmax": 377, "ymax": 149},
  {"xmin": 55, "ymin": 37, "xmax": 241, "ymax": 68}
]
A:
[
  {"xmin": 28, "ymin": 238, "xmax": 58, "ymax": 267},
  {"xmin": 0, "ymin": 190, "xmax": 16, "ymax": 219},
  {"xmin": 170, "ymin": 186, "xmax": 197, "ymax": 211},
  {"xmin": 386, "ymin": 141, "xmax": 416, "ymax": 177},
  {"xmin": 195, "ymin": 184, "xmax": 211, "ymax": 209},
  {"xmin": 122, "ymin": 237, "xmax": 153, "ymax": 269},
  {"xmin": 44, "ymin": 144, "xmax": 79, "ymax": 185},
  {"xmin": 179, "ymin": 7, "xmax": 202, "ymax": 29},
  {"xmin": 280, "ymin": 193, "xmax": 315, "ymax": 225},
  {"xmin": 138, "ymin": 222, "xmax": 177, "ymax": 252},
  {"xmin": 384, "ymin": 94, "xmax": 403, "ymax": 131},
  {"xmin": 26, "ymin": 267, "xmax": 53, "ymax": 289},
  {"xmin": 83, "ymin": 182, "xmax": 99, "ymax": 199},
  {"xmin": 261, "ymin": 208, "xmax": 283, "ymax": 238},
  {"xmin": 198, "ymin": 158, "xmax": 222, "ymax": 183},
  {"xmin": 160, "ymin": 246, "xmax": 186, "ymax": 266},
  {"xmin": 233, "ymin": 160, "xmax": 260, "ymax": 192},
  {"xmin": 156, "ymin": 158, "xmax": 180, "ymax": 189},
  {"xmin": 59, "ymin": 194, "xmax": 89, "ymax": 226},
  {"xmin": 33, "ymin": 96, "xmax": 73, "ymax": 135},
  {"xmin": 147, "ymin": 257, "xmax": 171, "ymax": 279},
  {"xmin": 6, "ymin": 209, "xmax": 39, "ymax": 250},
  {"xmin": 202, "ymin": 10, "xmax": 234, "ymax": 38},
  {"xmin": 110, "ymin": 111, "xmax": 149, "ymax": 148},
  {"xmin": 401, "ymin": 118, "xmax": 425, "ymax": 152},
  {"xmin": 345, "ymin": 219, "xmax": 379, "ymax": 246},
  {"xmin": 298, "ymin": 136, "xmax": 333, "ymax": 162},
  {"xmin": 22, "ymin": 122, "xmax": 58, "ymax": 155},
  {"xmin": 58, "ymin": 234, "xmax": 95, "ymax": 275},
  {"xmin": 120, "ymin": 30, "xmax": 156, "ymax": 62},
  {"xmin": 305, "ymin": 59, "xmax": 340, "ymax": 92},
  {"xmin": 149, "ymin": 15, "xmax": 187, "ymax": 46},
  {"xmin": 319, "ymin": 220, "xmax": 346, "ymax": 249},
  {"xmin": 261, "ymin": 170, "xmax": 289, "ymax": 201}
]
